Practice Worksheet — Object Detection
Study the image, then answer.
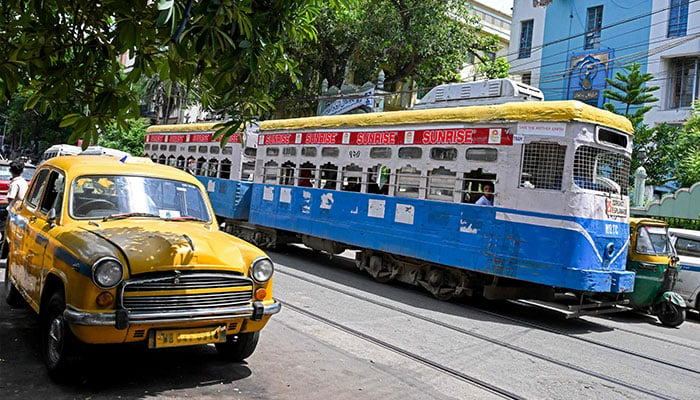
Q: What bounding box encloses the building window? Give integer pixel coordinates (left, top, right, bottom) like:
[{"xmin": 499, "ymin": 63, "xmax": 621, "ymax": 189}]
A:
[
  {"xmin": 584, "ymin": 6, "xmax": 603, "ymax": 50},
  {"xmin": 519, "ymin": 20, "xmax": 533, "ymax": 59},
  {"xmin": 668, "ymin": 0, "xmax": 689, "ymax": 38},
  {"xmin": 521, "ymin": 72, "xmax": 532, "ymax": 86},
  {"xmin": 669, "ymin": 57, "xmax": 699, "ymax": 109}
]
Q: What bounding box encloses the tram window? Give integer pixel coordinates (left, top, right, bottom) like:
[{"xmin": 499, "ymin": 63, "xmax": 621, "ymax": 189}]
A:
[
  {"xmin": 160, "ymin": 145, "xmax": 167, "ymax": 151},
  {"xmin": 168, "ymin": 145, "xmax": 177, "ymax": 152},
  {"xmin": 267, "ymin": 147, "xmax": 279, "ymax": 157},
  {"xmin": 208, "ymin": 158, "xmax": 218, "ymax": 177},
  {"xmin": 176, "ymin": 156, "xmax": 185, "ymax": 170},
  {"xmin": 283, "ymin": 147, "xmax": 297, "ymax": 156},
  {"xmin": 210, "ymin": 146, "xmax": 220, "ymax": 154},
  {"xmin": 322, "ymin": 147, "xmax": 339, "ymax": 157},
  {"xmin": 399, "ymin": 147, "xmax": 422, "ymax": 159},
  {"xmin": 520, "ymin": 142, "xmax": 566, "ymax": 190},
  {"xmin": 220, "ymin": 159, "xmax": 232, "ymax": 179},
  {"xmin": 298, "ymin": 162, "xmax": 316, "ymax": 187},
  {"xmin": 466, "ymin": 148, "xmax": 498, "ymax": 162},
  {"xmin": 151, "ymin": 154, "xmax": 158, "ymax": 163},
  {"xmin": 428, "ymin": 167, "xmax": 457, "ymax": 201},
  {"xmin": 144, "ymin": 144, "xmax": 150, "ymax": 151},
  {"xmin": 186, "ymin": 157, "xmax": 196, "ymax": 174},
  {"xmin": 430, "ymin": 147, "xmax": 457, "ymax": 161},
  {"xmin": 573, "ymin": 146, "xmax": 630, "ymax": 195},
  {"xmin": 462, "ymin": 169, "xmax": 497, "ymax": 203},
  {"xmin": 280, "ymin": 161, "xmax": 296, "ymax": 185},
  {"xmin": 222, "ymin": 147, "xmax": 233, "ymax": 155},
  {"xmin": 197, "ymin": 146, "xmax": 207, "ymax": 154},
  {"xmin": 598, "ymin": 128, "xmax": 628, "ymax": 148},
  {"xmin": 158, "ymin": 155, "xmax": 166, "ymax": 164},
  {"xmin": 263, "ymin": 161, "xmax": 278, "ymax": 183},
  {"xmin": 188, "ymin": 145, "xmax": 197, "ymax": 153},
  {"xmin": 241, "ymin": 162, "xmax": 255, "ymax": 181},
  {"xmin": 244, "ymin": 147, "xmax": 257, "ymax": 157},
  {"xmin": 341, "ymin": 164, "xmax": 362, "ymax": 192},
  {"xmin": 396, "ymin": 166, "xmax": 422, "ymax": 198},
  {"xmin": 370, "ymin": 147, "xmax": 392, "ymax": 159},
  {"xmin": 196, "ymin": 157, "xmax": 207, "ymax": 175},
  {"xmin": 367, "ymin": 165, "xmax": 390, "ymax": 195},
  {"xmin": 320, "ymin": 162, "xmax": 339, "ymax": 190},
  {"xmin": 302, "ymin": 147, "xmax": 317, "ymax": 157},
  {"xmin": 167, "ymin": 155, "xmax": 176, "ymax": 167}
]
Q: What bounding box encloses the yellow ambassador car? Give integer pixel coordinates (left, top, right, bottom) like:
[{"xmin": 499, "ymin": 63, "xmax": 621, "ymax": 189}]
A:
[{"xmin": 3, "ymin": 155, "xmax": 280, "ymax": 378}]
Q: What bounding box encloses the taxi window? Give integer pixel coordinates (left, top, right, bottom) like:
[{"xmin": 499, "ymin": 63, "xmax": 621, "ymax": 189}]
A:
[
  {"xmin": 26, "ymin": 169, "xmax": 50, "ymax": 207},
  {"xmin": 39, "ymin": 171, "xmax": 65, "ymax": 214},
  {"xmin": 636, "ymin": 225, "xmax": 672, "ymax": 256}
]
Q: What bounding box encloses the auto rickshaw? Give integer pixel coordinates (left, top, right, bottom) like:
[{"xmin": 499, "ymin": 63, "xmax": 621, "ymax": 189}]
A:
[{"xmin": 627, "ymin": 218, "xmax": 686, "ymax": 327}]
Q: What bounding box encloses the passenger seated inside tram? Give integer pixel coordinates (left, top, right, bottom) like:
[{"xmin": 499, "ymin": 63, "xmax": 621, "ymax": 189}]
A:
[
  {"xmin": 299, "ymin": 169, "xmax": 313, "ymax": 187},
  {"xmin": 475, "ymin": 182, "xmax": 494, "ymax": 206}
]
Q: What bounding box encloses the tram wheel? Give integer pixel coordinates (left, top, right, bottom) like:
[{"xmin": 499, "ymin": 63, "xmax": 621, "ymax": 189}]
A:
[
  {"xmin": 425, "ymin": 269, "xmax": 456, "ymax": 301},
  {"xmin": 366, "ymin": 256, "xmax": 392, "ymax": 283}
]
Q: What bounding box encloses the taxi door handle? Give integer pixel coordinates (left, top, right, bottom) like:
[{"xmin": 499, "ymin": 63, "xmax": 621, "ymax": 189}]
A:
[{"xmin": 29, "ymin": 216, "xmax": 37, "ymax": 223}]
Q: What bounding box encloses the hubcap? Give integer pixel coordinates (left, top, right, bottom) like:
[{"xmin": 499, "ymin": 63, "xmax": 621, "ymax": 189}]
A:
[{"xmin": 47, "ymin": 316, "xmax": 64, "ymax": 364}]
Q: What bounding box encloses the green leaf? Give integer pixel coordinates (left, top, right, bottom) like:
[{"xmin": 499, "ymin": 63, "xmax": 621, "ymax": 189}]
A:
[{"xmin": 59, "ymin": 114, "xmax": 82, "ymax": 128}]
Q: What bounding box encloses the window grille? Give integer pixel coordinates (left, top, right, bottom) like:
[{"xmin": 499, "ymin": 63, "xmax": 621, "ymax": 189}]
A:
[
  {"xmin": 158, "ymin": 155, "xmax": 166, "ymax": 164},
  {"xmin": 244, "ymin": 147, "xmax": 257, "ymax": 157},
  {"xmin": 167, "ymin": 155, "xmax": 176, "ymax": 166},
  {"xmin": 210, "ymin": 146, "xmax": 220, "ymax": 154},
  {"xmin": 263, "ymin": 161, "xmax": 279, "ymax": 184},
  {"xmin": 427, "ymin": 167, "xmax": 456, "ymax": 201},
  {"xmin": 241, "ymin": 162, "xmax": 255, "ymax": 181},
  {"xmin": 341, "ymin": 164, "xmax": 362, "ymax": 192},
  {"xmin": 668, "ymin": 0, "xmax": 689, "ymax": 38},
  {"xmin": 399, "ymin": 147, "xmax": 422, "ymax": 159},
  {"xmin": 466, "ymin": 148, "xmax": 498, "ymax": 162},
  {"xmin": 396, "ymin": 166, "xmax": 422, "ymax": 198},
  {"xmin": 573, "ymin": 146, "xmax": 630, "ymax": 195},
  {"xmin": 176, "ymin": 156, "xmax": 185, "ymax": 170},
  {"xmin": 208, "ymin": 159, "xmax": 218, "ymax": 177},
  {"xmin": 222, "ymin": 147, "xmax": 233, "ymax": 155},
  {"xmin": 298, "ymin": 162, "xmax": 316, "ymax": 187},
  {"xmin": 196, "ymin": 157, "xmax": 207, "ymax": 176},
  {"xmin": 669, "ymin": 57, "xmax": 699, "ymax": 109},
  {"xmin": 520, "ymin": 142, "xmax": 566, "ymax": 190},
  {"xmin": 283, "ymin": 147, "xmax": 297, "ymax": 156},
  {"xmin": 280, "ymin": 161, "xmax": 296, "ymax": 185},
  {"xmin": 168, "ymin": 145, "xmax": 176, "ymax": 152},
  {"xmin": 198, "ymin": 146, "xmax": 208, "ymax": 154},
  {"xmin": 160, "ymin": 144, "xmax": 167, "ymax": 151},
  {"xmin": 266, "ymin": 147, "xmax": 279, "ymax": 156},
  {"xmin": 188, "ymin": 145, "xmax": 196, "ymax": 153},
  {"xmin": 220, "ymin": 159, "xmax": 232, "ymax": 179},
  {"xmin": 368, "ymin": 164, "xmax": 390, "ymax": 195}
]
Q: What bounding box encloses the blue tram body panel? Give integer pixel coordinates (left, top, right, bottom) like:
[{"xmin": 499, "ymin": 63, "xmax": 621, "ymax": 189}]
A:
[
  {"xmin": 197, "ymin": 177, "xmax": 253, "ymax": 221},
  {"xmin": 248, "ymin": 184, "xmax": 634, "ymax": 293}
]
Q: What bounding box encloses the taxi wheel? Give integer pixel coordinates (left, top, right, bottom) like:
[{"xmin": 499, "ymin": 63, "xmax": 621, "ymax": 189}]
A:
[
  {"xmin": 215, "ymin": 331, "xmax": 260, "ymax": 361},
  {"xmin": 4, "ymin": 266, "xmax": 24, "ymax": 307},
  {"xmin": 41, "ymin": 291, "xmax": 79, "ymax": 380},
  {"xmin": 657, "ymin": 302, "xmax": 686, "ymax": 328}
]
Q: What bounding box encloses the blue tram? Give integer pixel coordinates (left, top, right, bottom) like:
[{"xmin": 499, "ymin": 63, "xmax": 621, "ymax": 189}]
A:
[{"xmin": 144, "ymin": 80, "xmax": 635, "ymax": 302}]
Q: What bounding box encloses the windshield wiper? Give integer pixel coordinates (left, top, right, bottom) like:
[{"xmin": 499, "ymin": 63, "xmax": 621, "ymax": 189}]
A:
[
  {"xmin": 163, "ymin": 216, "xmax": 207, "ymax": 222},
  {"xmin": 103, "ymin": 212, "xmax": 160, "ymax": 221}
]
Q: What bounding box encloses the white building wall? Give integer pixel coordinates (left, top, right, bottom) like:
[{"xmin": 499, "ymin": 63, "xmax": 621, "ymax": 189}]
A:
[
  {"xmin": 507, "ymin": 1, "xmax": 547, "ymax": 89},
  {"xmin": 645, "ymin": 0, "xmax": 700, "ymax": 126}
]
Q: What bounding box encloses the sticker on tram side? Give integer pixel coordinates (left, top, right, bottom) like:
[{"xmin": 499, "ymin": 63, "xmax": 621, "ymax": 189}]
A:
[
  {"xmin": 395, "ymin": 204, "xmax": 415, "ymax": 225},
  {"xmin": 320, "ymin": 193, "xmax": 334, "ymax": 209},
  {"xmin": 263, "ymin": 186, "xmax": 275, "ymax": 201},
  {"xmin": 368, "ymin": 199, "xmax": 386, "ymax": 219},
  {"xmin": 280, "ymin": 188, "xmax": 292, "ymax": 204}
]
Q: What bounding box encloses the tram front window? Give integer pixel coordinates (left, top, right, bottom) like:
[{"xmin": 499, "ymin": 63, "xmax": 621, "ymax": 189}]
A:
[{"xmin": 574, "ymin": 146, "xmax": 630, "ymax": 195}]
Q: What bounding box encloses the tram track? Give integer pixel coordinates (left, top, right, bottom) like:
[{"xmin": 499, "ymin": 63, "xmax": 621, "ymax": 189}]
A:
[
  {"xmin": 282, "ymin": 301, "xmax": 525, "ymax": 400},
  {"xmin": 277, "ymin": 266, "xmax": 685, "ymax": 400}
]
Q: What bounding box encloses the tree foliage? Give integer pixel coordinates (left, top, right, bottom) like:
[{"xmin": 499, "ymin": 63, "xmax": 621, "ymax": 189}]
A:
[
  {"xmin": 676, "ymin": 101, "xmax": 700, "ymax": 187},
  {"xmin": 603, "ymin": 62, "xmax": 660, "ymax": 127},
  {"xmin": 271, "ymin": 0, "xmax": 501, "ymax": 115},
  {"xmin": 98, "ymin": 119, "xmax": 149, "ymax": 157},
  {"xmin": 0, "ymin": 0, "xmax": 334, "ymax": 145}
]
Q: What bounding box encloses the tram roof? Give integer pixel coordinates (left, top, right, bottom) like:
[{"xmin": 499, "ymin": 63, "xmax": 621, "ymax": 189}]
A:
[
  {"xmin": 259, "ymin": 100, "xmax": 634, "ymax": 134},
  {"xmin": 146, "ymin": 122, "xmax": 220, "ymax": 133}
]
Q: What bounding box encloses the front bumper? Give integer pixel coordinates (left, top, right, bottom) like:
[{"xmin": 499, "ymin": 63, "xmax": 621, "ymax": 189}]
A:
[{"xmin": 63, "ymin": 299, "xmax": 281, "ymax": 329}]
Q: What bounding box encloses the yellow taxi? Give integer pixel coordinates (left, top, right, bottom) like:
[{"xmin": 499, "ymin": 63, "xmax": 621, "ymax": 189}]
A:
[{"xmin": 3, "ymin": 155, "xmax": 280, "ymax": 378}]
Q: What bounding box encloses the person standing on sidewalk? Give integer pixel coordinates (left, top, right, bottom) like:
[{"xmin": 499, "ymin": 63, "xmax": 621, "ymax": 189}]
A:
[{"xmin": 7, "ymin": 159, "xmax": 29, "ymax": 212}]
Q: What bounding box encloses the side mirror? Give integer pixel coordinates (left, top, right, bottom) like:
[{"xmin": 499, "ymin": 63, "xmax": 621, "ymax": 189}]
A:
[{"xmin": 47, "ymin": 208, "xmax": 57, "ymax": 227}]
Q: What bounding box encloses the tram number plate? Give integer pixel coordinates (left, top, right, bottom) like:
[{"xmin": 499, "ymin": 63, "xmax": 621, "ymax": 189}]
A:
[
  {"xmin": 152, "ymin": 326, "xmax": 226, "ymax": 349},
  {"xmin": 605, "ymin": 198, "xmax": 627, "ymax": 218}
]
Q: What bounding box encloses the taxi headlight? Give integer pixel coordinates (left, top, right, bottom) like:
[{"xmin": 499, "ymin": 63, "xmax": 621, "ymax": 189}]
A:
[
  {"xmin": 92, "ymin": 257, "xmax": 124, "ymax": 289},
  {"xmin": 251, "ymin": 257, "xmax": 274, "ymax": 283}
]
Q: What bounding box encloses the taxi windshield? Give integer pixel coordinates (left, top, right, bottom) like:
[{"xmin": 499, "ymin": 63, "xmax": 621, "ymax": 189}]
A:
[
  {"xmin": 635, "ymin": 225, "xmax": 673, "ymax": 256},
  {"xmin": 70, "ymin": 175, "xmax": 211, "ymax": 222}
]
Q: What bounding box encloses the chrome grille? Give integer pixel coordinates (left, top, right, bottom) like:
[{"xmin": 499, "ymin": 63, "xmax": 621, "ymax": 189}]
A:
[{"xmin": 121, "ymin": 271, "xmax": 253, "ymax": 312}]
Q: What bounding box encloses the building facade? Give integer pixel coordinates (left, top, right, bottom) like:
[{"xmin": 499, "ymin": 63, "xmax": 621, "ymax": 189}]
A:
[{"xmin": 508, "ymin": 0, "xmax": 699, "ymax": 125}]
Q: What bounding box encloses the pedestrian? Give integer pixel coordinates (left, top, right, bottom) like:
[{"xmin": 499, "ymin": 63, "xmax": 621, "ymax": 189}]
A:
[
  {"xmin": 7, "ymin": 159, "xmax": 29, "ymax": 212},
  {"xmin": 475, "ymin": 182, "xmax": 495, "ymax": 206}
]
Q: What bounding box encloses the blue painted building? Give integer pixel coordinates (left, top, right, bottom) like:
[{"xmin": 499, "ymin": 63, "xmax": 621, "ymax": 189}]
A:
[{"xmin": 509, "ymin": 0, "xmax": 700, "ymax": 125}]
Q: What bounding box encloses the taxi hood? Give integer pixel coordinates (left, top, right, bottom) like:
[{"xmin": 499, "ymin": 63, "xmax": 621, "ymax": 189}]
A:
[{"xmin": 81, "ymin": 222, "xmax": 251, "ymax": 275}]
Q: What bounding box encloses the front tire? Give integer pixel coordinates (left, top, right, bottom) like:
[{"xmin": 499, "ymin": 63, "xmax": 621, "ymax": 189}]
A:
[
  {"xmin": 41, "ymin": 290, "xmax": 80, "ymax": 380},
  {"xmin": 4, "ymin": 265, "xmax": 24, "ymax": 307},
  {"xmin": 215, "ymin": 331, "xmax": 260, "ymax": 361},
  {"xmin": 657, "ymin": 302, "xmax": 686, "ymax": 327}
]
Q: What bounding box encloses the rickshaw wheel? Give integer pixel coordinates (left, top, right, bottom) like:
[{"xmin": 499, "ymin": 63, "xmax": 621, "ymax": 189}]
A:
[{"xmin": 657, "ymin": 303, "xmax": 685, "ymax": 327}]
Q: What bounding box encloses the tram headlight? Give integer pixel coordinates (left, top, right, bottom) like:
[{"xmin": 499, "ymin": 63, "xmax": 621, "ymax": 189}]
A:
[
  {"xmin": 92, "ymin": 257, "xmax": 124, "ymax": 289},
  {"xmin": 251, "ymin": 257, "xmax": 274, "ymax": 283},
  {"xmin": 605, "ymin": 242, "xmax": 615, "ymax": 259}
]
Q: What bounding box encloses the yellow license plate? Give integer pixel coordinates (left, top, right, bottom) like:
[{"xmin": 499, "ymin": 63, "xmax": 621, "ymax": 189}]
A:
[{"xmin": 151, "ymin": 326, "xmax": 226, "ymax": 349}]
